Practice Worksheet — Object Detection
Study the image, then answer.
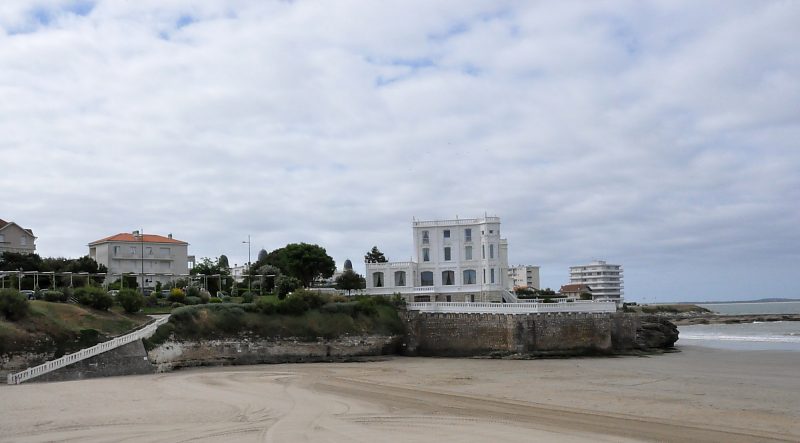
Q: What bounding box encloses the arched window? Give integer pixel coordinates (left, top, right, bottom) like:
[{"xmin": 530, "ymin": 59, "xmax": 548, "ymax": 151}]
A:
[
  {"xmin": 420, "ymin": 271, "xmax": 434, "ymax": 286},
  {"xmin": 394, "ymin": 271, "xmax": 406, "ymax": 287},
  {"xmin": 442, "ymin": 270, "xmax": 455, "ymax": 285},
  {"xmin": 373, "ymin": 272, "xmax": 384, "ymax": 287},
  {"xmin": 463, "ymin": 269, "xmax": 476, "ymax": 285}
]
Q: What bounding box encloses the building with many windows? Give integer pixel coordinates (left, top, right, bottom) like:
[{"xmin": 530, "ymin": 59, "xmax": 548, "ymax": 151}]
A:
[
  {"xmin": 365, "ymin": 216, "xmax": 509, "ymax": 302},
  {"xmin": 507, "ymin": 265, "xmax": 540, "ymax": 290},
  {"xmin": 0, "ymin": 219, "xmax": 37, "ymax": 254},
  {"xmin": 89, "ymin": 231, "xmax": 190, "ymax": 289},
  {"xmin": 569, "ymin": 260, "xmax": 623, "ymax": 301}
]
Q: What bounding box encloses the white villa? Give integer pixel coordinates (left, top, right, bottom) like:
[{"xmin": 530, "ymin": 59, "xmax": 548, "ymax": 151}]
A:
[
  {"xmin": 89, "ymin": 231, "xmax": 190, "ymax": 288},
  {"xmin": 365, "ymin": 216, "xmax": 510, "ymax": 303}
]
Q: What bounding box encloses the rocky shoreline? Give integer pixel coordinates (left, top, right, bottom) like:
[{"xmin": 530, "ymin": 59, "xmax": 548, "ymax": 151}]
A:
[{"xmin": 660, "ymin": 313, "xmax": 800, "ymax": 326}]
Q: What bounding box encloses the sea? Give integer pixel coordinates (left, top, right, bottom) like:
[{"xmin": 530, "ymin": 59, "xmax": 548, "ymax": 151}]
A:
[{"xmin": 678, "ymin": 301, "xmax": 800, "ymax": 352}]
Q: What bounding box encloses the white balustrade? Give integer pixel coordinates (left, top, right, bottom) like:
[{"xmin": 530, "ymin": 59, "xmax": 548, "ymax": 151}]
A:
[
  {"xmin": 7, "ymin": 316, "xmax": 170, "ymax": 385},
  {"xmin": 406, "ymin": 301, "xmax": 616, "ymax": 314}
]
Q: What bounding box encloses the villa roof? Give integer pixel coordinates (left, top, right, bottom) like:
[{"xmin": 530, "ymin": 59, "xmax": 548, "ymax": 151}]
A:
[
  {"xmin": 89, "ymin": 233, "xmax": 187, "ymax": 245},
  {"xmin": 0, "ymin": 219, "xmax": 35, "ymax": 237},
  {"xmin": 560, "ymin": 283, "xmax": 592, "ymax": 293}
]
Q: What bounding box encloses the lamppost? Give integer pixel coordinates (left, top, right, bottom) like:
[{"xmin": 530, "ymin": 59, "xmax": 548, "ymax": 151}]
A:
[{"xmin": 242, "ymin": 235, "xmax": 251, "ymax": 294}]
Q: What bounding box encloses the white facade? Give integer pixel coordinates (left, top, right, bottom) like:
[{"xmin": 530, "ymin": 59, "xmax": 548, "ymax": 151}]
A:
[
  {"xmin": 507, "ymin": 265, "xmax": 540, "ymax": 290},
  {"xmin": 569, "ymin": 260, "xmax": 623, "ymax": 301},
  {"xmin": 89, "ymin": 232, "xmax": 190, "ymax": 288},
  {"xmin": 366, "ymin": 216, "xmax": 509, "ymax": 303}
]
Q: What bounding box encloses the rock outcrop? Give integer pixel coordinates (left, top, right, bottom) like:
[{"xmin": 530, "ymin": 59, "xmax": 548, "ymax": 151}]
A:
[{"xmin": 636, "ymin": 316, "xmax": 679, "ymax": 350}]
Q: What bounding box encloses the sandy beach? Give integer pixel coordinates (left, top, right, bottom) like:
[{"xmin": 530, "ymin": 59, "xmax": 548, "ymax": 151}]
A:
[{"xmin": 1, "ymin": 346, "xmax": 798, "ymax": 442}]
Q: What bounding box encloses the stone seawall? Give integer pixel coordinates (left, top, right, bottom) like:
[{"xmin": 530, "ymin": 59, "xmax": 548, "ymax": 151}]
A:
[
  {"xmin": 33, "ymin": 340, "xmax": 155, "ymax": 383},
  {"xmin": 402, "ymin": 312, "xmax": 669, "ymax": 356},
  {"xmin": 148, "ymin": 335, "xmax": 403, "ymax": 372}
]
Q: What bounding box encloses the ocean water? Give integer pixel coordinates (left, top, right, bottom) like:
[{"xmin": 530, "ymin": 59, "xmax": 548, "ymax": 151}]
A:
[
  {"xmin": 679, "ymin": 321, "xmax": 800, "ymax": 352},
  {"xmin": 696, "ymin": 301, "xmax": 800, "ymax": 315}
]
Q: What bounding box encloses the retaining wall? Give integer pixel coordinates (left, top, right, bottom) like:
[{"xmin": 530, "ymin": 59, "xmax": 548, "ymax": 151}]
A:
[
  {"xmin": 403, "ymin": 311, "xmax": 641, "ymax": 356},
  {"xmin": 33, "ymin": 340, "xmax": 155, "ymax": 382}
]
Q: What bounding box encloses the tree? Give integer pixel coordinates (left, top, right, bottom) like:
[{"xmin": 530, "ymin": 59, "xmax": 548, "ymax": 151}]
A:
[
  {"xmin": 117, "ymin": 289, "xmax": 144, "ymax": 313},
  {"xmin": 364, "ymin": 246, "xmax": 387, "ymax": 263},
  {"xmin": 335, "ymin": 270, "xmax": 365, "ymax": 295},
  {"xmin": 218, "ymin": 254, "xmax": 230, "ymax": 269},
  {"xmin": 266, "ymin": 243, "xmax": 336, "ymax": 287},
  {"xmin": 191, "ymin": 257, "xmax": 231, "ymax": 295},
  {"xmin": 257, "ymin": 248, "xmax": 269, "ymax": 263}
]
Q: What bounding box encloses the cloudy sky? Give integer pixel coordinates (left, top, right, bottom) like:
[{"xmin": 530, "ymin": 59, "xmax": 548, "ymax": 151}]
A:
[{"xmin": 1, "ymin": 1, "xmax": 798, "ymax": 302}]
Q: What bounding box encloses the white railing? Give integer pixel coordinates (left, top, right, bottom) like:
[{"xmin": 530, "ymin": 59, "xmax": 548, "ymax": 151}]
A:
[
  {"xmin": 7, "ymin": 316, "xmax": 170, "ymax": 385},
  {"xmin": 406, "ymin": 301, "xmax": 617, "ymax": 314}
]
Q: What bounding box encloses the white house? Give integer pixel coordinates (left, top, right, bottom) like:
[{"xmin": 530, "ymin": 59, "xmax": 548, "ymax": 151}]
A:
[
  {"xmin": 365, "ymin": 216, "xmax": 510, "ymax": 303},
  {"xmin": 569, "ymin": 260, "xmax": 623, "ymax": 301},
  {"xmin": 89, "ymin": 231, "xmax": 190, "ymax": 288},
  {"xmin": 0, "ymin": 219, "xmax": 37, "ymax": 254}
]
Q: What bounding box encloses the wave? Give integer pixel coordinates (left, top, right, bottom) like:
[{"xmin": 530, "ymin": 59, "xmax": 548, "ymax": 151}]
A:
[{"xmin": 680, "ymin": 334, "xmax": 800, "ymax": 343}]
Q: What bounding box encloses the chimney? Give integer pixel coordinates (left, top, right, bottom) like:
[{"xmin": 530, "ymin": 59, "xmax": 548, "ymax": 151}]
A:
[{"xmin": 168, "ymin": 233, "xmax": 172, "ymax": 239}]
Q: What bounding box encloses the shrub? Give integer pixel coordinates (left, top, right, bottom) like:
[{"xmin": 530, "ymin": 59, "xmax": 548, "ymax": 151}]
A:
[
  {"xmin": 185, "ymin": 296, "xmax": 201, "ymax": 305},
  {"xmin": 221, "ymin": 296, "xmax": 232, "ymax": 303},
  {"xmin": 43, "ymin": 290, "xmax": 67, "ymax": 302},
  {"xmin": 241, "ymin": 292, "xmax": 254, "ymax": 303},
  {"xmin": 275, "ymin": 275, "xmax": 301, "ymax": 300},
  {"xmin": 231, "ymin": 286, "xmax": 239, "ymax": 297},
  {"xmin": 185, "ymin": 286, "xmax": 200, "ymax": 298},
  {"xmin": 276, "ymin": 295, "xmax": 308, "ymax": 316},
  {"xmin": 255, "ymin": 297, "xmax": 276, "ymax": 314},
  {"xmin": 74, "ymin": 287, "xmax": 114, "ymax": 311},
  {"xmin": 171, "ymin": 302, "xmax": 184, "ymax": 309},
  {"xmin": 209, "ymin": 298, "xmax": 222, "ymax": 304},
  {"xmin": 146, "ymin": 294, "xmax": 159, "ymax": 307},
  {"xmin": 168, "ymin": 288, "xmax": 186, "ymax": 304},
  {"xmin": 293, "ymin": 290, "xmax": 329, "ymax": 310},
  {"xmin": 198, "ymin": 291, "xmax": 210, "ymax": 304},
  {"xmin": 117, "ymin": 289, "xmax": 145, "ymax": 313},
  {"xmin": 0, "ymin": 289, "xmax": 29, "ymax": 321}
]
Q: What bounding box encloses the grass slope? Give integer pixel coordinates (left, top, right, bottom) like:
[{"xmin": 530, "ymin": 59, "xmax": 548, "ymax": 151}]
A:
[{"xmin": 0, "ymin": 301, "xmax": 150, "ymax": 357}]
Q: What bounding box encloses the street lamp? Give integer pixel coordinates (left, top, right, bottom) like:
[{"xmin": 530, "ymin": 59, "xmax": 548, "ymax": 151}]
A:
[{"xmin": 242, "ymin": 235, "xmax": 251, "ymax": 294}]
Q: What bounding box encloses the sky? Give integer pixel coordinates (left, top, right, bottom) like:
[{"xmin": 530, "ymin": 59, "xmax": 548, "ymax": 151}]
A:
[{"xmin": 1, "ymin": 1, "xmax": 798, "ymax": 302}]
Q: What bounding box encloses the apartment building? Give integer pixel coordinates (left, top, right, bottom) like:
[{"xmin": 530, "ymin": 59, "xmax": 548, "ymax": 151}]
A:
[
  {"xmin": 569, "ymin": 260, "xmax": 623, "ymax": 301},
  {"xmin": 507, "ymin": 265, "xmax": 540, "ymax": 290}
]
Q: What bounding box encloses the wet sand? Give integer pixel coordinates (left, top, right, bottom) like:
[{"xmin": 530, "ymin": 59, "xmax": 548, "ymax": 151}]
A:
[{"xmin": 1, "ymin": 346, "xmax": 798, "ymax": 442}]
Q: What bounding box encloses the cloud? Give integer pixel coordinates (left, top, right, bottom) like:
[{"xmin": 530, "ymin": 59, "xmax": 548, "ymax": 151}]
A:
[{"xmin": 0, "ymin": 0, "xmax": 798, "ymax": 301}]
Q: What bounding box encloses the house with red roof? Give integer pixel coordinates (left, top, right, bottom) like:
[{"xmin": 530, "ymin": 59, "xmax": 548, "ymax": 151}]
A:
[
  {"xmin": 89, "ymin": 231, "xmax": 190, "ymax": 289},
  {"xmin": 0, "ymin": 219, "xmax": 37, "ymax": 254}
]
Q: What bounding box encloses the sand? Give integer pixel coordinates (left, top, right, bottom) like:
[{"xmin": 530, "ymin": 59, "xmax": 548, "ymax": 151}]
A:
[{"xmin": 1, "ymin": 346, "xmax": 798, "ymax": 442}]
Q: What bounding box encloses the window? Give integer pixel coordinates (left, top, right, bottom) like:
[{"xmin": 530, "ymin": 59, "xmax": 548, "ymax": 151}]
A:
[
  {"xmin": 444, "ymin": 247, "xmax": 451, "ymax": 261},
  {"xmin": 160, "ymin": 247, "xmax": 170, "ymax": 256},
  {"xmin": 129, "ymin": 246, "xmax": 136, "ymax": 255},
  {"xmin": 20, "ymin": 236, "xmax": 27, "ymax": 246},
  {"xmin": 394, "ymin": 271, "xmax": 406, "ymax": 287},
  {"xmin": 491, "ymin": 268, "xmax": 495, "ymax": 284},
  {"xmin": 422, "ymin": 248, "xmax": 430, "ymax": 262},
  {"xmin": 470, "ymin": 294, "xmax": 475, "ymax": 302},
  {"xmin": 443, "ymin": 229, "xmax": 450, "ymax": 238},
  {"xmin": 421, "ymin": 271, "xmax": 434, "ymax": 286},
  {"xmin": 483, "ymin": 269, "xmax": 486, "ymax": 283},
  {"xmin": 113, "ymin": 246, "xmax": 120, "ymax": 255},
  {"xmin": 146, "ymin": 247, "xmax": 153, "ymax": 255},
  {"xmin": 482, "ymin": 245, "xmax": 485, "ymax": 259},
  {"xmin": 422, "ymin": 230, "xmax": 429, "ymax": 244},
  {"xmin": 489, "ymin": 229, "xmax": 494, "ymax": 234},
  {"xmin": 446, "ymin": 295, "xmax": 452, "ymax": 302},
  {"xmin": 442, "ymin": 270, "xmax": 455, "ymax": 285},
  {"xmin": 489, "ymin": 244, "xmax": 494, "ymax": 259},
  {"xmin": 463, "ymin": 269, "xmax": 476, "ymax": 285},
  {"xmin": 464, "ymin": 228, "xmax": 472, "ymax": 242},
  {"xmin": 465, "ymin": 246, "xmax": 472, "ymax": 260},
  {"xmin": 373, "ymin": 272, "xmax": 384, "ymax": 287},
  {"xmin": 0, "ymin": 234, "xmax": 4, "ymax": 243}
]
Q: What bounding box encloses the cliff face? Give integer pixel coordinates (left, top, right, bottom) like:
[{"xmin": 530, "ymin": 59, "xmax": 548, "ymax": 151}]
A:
[{"xmin": 148, "ymin": 335, "xmax": 403, "ymax": 371}]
